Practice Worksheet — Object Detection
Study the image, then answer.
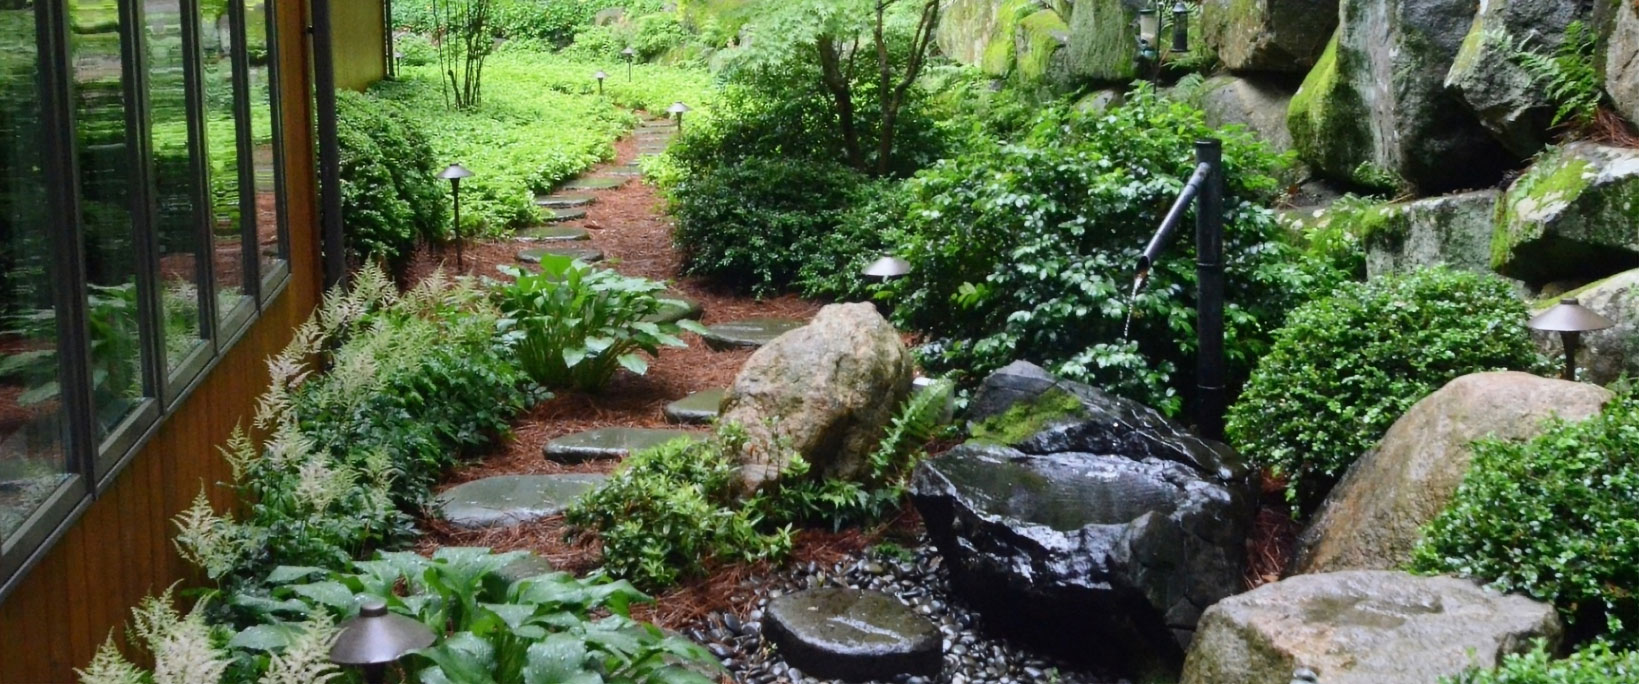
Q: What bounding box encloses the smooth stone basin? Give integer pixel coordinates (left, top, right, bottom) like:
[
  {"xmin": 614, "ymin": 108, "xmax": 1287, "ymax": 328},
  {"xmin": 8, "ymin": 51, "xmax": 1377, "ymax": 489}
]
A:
[
  {"xmin": 544, "ymin": 208, "xmax": 587, "ymax": 223},
  {"xmin": 518, "ymin": 246, "xmax": 605, "ymax": 264},
  {"xmin": 765, "ymin": 588, "xmax": 942, "ymax": 681},
  {"xmin": 536, "ymin": 194, "xmax": 594, "ymax": 209},
  {"xmin": 702, "ymin": 318, "xmax": 805, "ymax": 350},
  {"xmin": 665, "ymin": 388, "xmax": 725, "ymax": 425},
  {"xmin": 437, "ymin": 474, "xmax": 608, "ymax": 529},
  {"xmin": 644, "ymin": 295, "xmax": 702, "ymax": 324},
  {"xmin": 544, "ymin": 427, "xmax": 702, "ymax": 463},
  {"xmin": 516, "ymin": 226, "xmax": 589, "ymax": 242},
  {"xmin": 564, "ymin": 177, "xmax": 629, "ymax": 191}
]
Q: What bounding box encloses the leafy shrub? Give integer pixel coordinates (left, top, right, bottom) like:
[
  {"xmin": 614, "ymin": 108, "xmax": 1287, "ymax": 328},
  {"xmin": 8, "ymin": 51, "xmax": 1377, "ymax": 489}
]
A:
[
  {"xmin": 336, "ymin": 90, "xmax": 448, "ymax": 269},
  {"xmin": 670, "ymin": 156, "xmax": 867, "ymax": 294},
  {"xmin": 1228, "ymin": 268, "xmax": 1540, "ymax": 510},
  {"xmin": 567, "ymin": 381, "xmax": 953, "ymax": 589},
  {"xmin": 1412, "ymin": 391, "xmax": 1639, "ymax": 646},
  {"xmin": 846, "ymin": 88, "xmax": 1317, "ymax": 414},
  {"xmin": 631, "ymin": 12, "xmax": 689, "ymax": 60},
  {"xmin": 492, "ymin": 258, "xmax": 703, "ymax": 392},
  {"xmin": 1443, "ymin": 642, "xmax": 1639, "ymax": 683}
]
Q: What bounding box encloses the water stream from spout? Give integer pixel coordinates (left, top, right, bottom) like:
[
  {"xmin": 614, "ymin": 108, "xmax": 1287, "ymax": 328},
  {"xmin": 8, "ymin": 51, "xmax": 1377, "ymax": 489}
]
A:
[{"xmin": 1123, "ymin": 273, "xmax": 1147, "ymax": 340}]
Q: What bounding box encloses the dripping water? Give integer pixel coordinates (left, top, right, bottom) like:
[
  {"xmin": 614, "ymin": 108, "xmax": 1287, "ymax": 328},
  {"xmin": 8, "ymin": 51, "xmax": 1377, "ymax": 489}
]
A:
[{"xmin": 1123, "ymin": 271, "xmax": 1148, "ymax": 340}]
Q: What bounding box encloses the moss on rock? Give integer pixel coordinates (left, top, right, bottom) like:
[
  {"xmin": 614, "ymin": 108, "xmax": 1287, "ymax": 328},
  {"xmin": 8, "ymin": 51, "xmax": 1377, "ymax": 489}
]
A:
[
  {"xmin": 1016, "ymin": 9, "xmax": 1070, "ymax": 83},
  {"xmin": 1491, "ymin": 143, "xmax": 1639, "ymax": 285},
  {"xmin": 1287, "ymin": 34, "xmax": 1375, "ymax": 187},
  {"xmin": 970, "ymin": 388, "xmax": 1085, "ymax": 445}
]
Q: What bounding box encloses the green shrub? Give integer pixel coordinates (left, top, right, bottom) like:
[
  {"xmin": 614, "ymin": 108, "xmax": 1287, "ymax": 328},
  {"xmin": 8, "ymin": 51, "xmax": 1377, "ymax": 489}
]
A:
[
  {"xmin": 336, "ymin": 90, "xmax": 448, "ymax": 269},
  {"xmin": 631, "ymin": 12, "xmax": 689, "ymax": 60},
  {"xmin": 851, "ymin": 87, "xmax": 1317, "ymax": 414},
  {"xmin": 492, "ymin": 258, "xmax": 703, "ymax": 392},
  {"xmin": 1228, "ymin": 268, "xmax": 1540, "ymax": 510},
  {"xmin": 1444, "ymin": 642, "xmax": 1639, "ymax": 683},
  {"xmin": 1412, "ymin": 392, "xmax": 1639, "ymax": 646},
  {"xmin": 670, "ymin": 156, "xmax": 867, "ymax": 294}
]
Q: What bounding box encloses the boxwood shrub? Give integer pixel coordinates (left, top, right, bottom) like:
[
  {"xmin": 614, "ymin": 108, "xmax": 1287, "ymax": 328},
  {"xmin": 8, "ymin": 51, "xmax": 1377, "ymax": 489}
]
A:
[
  {"xmin": 1226, "ymin": 267, "xmax": 1540, "ymax": 510},
  {"xmin": 336, "ymin": 90, "xmax": 447, "ymax": 270}
]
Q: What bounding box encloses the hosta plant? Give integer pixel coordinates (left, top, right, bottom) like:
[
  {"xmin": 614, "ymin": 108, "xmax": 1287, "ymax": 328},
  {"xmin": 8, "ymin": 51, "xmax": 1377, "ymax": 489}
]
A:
[{"xmin": 492, "ymin": 258, "xmax": 705, "ymax": 392}]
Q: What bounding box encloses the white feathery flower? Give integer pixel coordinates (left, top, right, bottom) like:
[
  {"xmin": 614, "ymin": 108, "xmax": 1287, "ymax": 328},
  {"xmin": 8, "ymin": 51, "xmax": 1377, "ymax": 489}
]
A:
[
  {"xmin": 260, "ymin": 615, "xmax": 342, "ymax": 684},
  {"xmin": 76, "ymin": 635, "xmax": 144, "ymax": 684},
  {"xmin": 150, "ymin": 609, "xmax": 229, "ymax": 684}
]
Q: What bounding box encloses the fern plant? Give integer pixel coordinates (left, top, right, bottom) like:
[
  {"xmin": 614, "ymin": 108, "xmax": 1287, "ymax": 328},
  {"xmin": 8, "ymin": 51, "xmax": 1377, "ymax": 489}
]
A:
[{"xmin": 1512, "ymin": 21, "xmax": 1602, "ymax": 132}]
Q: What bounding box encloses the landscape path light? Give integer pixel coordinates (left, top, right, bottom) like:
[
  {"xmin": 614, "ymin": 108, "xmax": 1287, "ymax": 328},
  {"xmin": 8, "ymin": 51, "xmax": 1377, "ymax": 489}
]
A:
[
  {"xmin": 862, "ymin": 255, "xmax": 911, "ymax": 281},
  {"xmin": 439, "ymin": 163, "xmax": 474, "ymax": 272},
  {"xmin": 1134, "ymin": 1, "xmax": 1191, "ymax": 85},
  {"xmin": 1528, "ymin": 297, "xmax": 1615, "ymax": 381},
  {"xmin": 668, "ymin": 101, "xmax": 691, "ymax": 131},
  {"xmin": 622, "ymin": 47, "xmax": 636, "ymax": 80},
  {"xmin": 594, "ymin": 69, "xmax": 607, "ymax": 96},
  {"xmin": 329, "ymin": 598, "xmax": 436, "ymax": 684}
]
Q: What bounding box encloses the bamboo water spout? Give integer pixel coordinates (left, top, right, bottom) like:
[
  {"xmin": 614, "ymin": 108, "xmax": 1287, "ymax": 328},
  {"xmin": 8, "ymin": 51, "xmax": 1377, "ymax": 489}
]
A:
[{"xmin": 1133, "ymin": 139, "xmax": 1225, "ymax": 441}]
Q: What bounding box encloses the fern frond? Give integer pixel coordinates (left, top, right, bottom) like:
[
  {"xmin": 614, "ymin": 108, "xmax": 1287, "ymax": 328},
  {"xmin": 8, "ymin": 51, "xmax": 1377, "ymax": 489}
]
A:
[{"xmin": 868, "ymin": 378, "xmax": 955, "ymax": 481}]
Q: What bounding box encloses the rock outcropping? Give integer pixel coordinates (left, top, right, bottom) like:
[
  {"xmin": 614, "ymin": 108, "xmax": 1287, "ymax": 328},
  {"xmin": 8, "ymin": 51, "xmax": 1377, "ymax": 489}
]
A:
[
  {"xmin": 1490, "ymin": 142, "xmax": 1639, "ymax": 286},
  {"xmin": 1201, "ymin": 0, "xmax": 1337, "ymax": 73}
]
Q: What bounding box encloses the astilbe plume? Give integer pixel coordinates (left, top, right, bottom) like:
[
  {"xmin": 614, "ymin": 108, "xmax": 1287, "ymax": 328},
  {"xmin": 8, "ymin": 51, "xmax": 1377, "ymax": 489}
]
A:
[
  {"xmin": 172, "ymin": 488, "xmax": 245, "ymax": 580},
  {"xmin": 76, "ymin": 636, "xmax": 145, "ymax": 684},
  {"xmin": 261, "ymin": 615, "xmax": 342, "ymax": 684}
]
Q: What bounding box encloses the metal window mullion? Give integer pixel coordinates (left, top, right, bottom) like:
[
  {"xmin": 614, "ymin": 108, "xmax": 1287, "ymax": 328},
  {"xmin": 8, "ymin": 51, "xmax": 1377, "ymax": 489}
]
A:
[
  {"xmin": 120, "ymin": 0, "xmax": 166, "ymax": 414},
  {"xmin": 39, "ymin": 0, "xmax": 98, "ymax": 491},
  {"xmin": 265, "ymin": 1, "xmax": 291, "ymax": 272},
  {"xmin": 227, "ymin": 0, "xmax": 258, "ymax": 304},
  {"xmin": 177, "ymin": 0, "xmax": 217, "ymax": 346}
]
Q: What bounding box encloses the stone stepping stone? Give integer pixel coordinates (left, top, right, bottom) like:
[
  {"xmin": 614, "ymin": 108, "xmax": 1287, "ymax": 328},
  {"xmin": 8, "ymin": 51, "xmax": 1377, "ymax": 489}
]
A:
[
  {"xmin": 437, "ymin": 474, "xmax": 608, "ymax": 530},
  {"xmin": 665, "ymin": 388, "xmax": 725, "ymax": 425},
  {"xmin": 516, "ymin": 226, "xmax": 589, "ymax": 242},
  {"xmin": 702, "ymin": 318, "xmax": 805, "ymax": 350},
  {"xmin": 544, "ymin": 427, "xmax": 702, "ymax": 463},
  {"xmin": 644, "ymin": 294, "xmax": 702, "ymax": 324},
  {"xmin": 605, "ymin": 166, "xmax": 643, "ymax": 177},
  {"xmin": 494, "ymin": 553, "xmax": 555, "ymax": 585},
  {"xmin": 564, "ymin": 177, "xmax": 630, "ymax": 191},
  {"xmin": 518, "ymin": 246, "xmax": 605, "ymax": 264},
  {"xmin": 537, "ymin": 194, "xmax": 594, "ymax": 209},
  {"xmin": 765, "ymin": 588, "xmax": 941, "ymax": 682},
  {"xmin": 544, "ymin": 208, "xmax": 587, "ymax": 223}
]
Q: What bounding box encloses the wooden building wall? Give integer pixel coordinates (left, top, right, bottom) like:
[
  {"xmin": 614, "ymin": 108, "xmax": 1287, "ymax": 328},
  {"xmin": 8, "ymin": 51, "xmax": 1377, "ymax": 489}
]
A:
[{"xmin": 0, "ymin": 0, "xmax": 323, "ymax": 680}]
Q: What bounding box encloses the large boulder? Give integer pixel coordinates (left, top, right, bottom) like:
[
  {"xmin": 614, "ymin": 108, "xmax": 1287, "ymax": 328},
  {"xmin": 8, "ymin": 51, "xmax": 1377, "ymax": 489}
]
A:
[
  {"xmin": 720, "ymin": 303, "xmax": 913, "ymax": 491},
  {"xmin": 1294, "ymin": 372, "xmax": 1612, "ymax": 574},
  {"xmin": 1530, "ymin": 269, "xmax": 1639, "ymax": 386},
  {"xmin": 1445, "ymin": 0, "xmax": 1586, "ymax": 157},
  {"xmin": 1195, "ymin": 75, "xmax": 1297, "ymax": 154},
  {"xmin": 937, "ymin": 0, "xmax": 1015, "ymax": 66},
  {"xmin": 1362, "ymin": 190, "xmax": 1501, "ymax": 279},
  {"xmin": 1490, "ymin": 142, "xmax": 1639, "ymax": 286},
  {"xmin": 1610, "ymin": 0, "xmax": 1639, "ymax": 126},
  {"xmin": 1201, "ymin": 0, "xmax": 1337, "ymax": 73},
  {"xmin": 1180, "ymin": 571, "xmax": 1562, "ymax": 684},
  {"xmin": 911, "ymin": 362, "xmax": 1253, "ymax": 673},
  {"xmin": 1288, "ymin": 0, "xmax": 1511, "ymax": 193},
  {"xmin": 1062, "ymin": 0, "xmax": 1143, "ymax": 86}
]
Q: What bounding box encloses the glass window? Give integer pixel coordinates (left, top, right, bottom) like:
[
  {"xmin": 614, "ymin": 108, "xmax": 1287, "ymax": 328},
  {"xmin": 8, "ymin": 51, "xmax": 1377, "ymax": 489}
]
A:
[
  {"xmin": 0, "ymin": 0, "xmax": 71, "ymax": 542},
  {"xmin": 148, "ymin": 0, "xmax": 207, "ymax": 375},
  {"xmin": 246, "ymin": 0, "xmax": 285, "ymax": 285},
  {"xmin": 197, "ymin": 0, "xmax": 249, "ymax": 324},
  {"xmin": 72, "ymin": 0, "xmax": 151, "ymax": 438}
]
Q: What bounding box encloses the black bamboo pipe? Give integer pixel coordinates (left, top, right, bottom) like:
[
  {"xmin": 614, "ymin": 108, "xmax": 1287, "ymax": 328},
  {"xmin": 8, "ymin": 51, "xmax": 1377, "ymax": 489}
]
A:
[
  {"xmin": 313, "ymin": 0, "xmax": 345, "ymax": 289},
  {"xmin": 1135, "ymin": 139, "xmax": 1225, "ymax": 441}
]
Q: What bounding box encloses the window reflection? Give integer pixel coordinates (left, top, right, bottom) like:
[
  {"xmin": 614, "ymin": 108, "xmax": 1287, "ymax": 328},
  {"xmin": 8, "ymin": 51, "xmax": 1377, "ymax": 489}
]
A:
[
  {"xmin": 199, "ymin": 0, "xmax": 247, "ymax": 322},
  {"xmin": 246, "ymin": 0, "xmax": 284, "ymax": 282},
  {"xmin": 72, "ymin": 0, "xmax": 149, "ymax": 437},
  {"xmin": 0, "ymin": 1, "xmax": 70, "ymax": 541},
  {"xmin": 148, "ymin": 0, "xmax": 207, "ymax": 372}
]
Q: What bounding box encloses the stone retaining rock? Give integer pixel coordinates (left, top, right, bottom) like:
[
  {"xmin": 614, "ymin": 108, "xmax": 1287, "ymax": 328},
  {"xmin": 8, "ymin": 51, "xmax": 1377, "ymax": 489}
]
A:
[
  {"xmin": 1295, "ymin": 372, "xmax": 1611, "ymax": 573},
  {"xmin": 1196, "ymin": 76, "xmax": 1296, "ymax": 154},
  {"xmin": 1180, "ymin": 571, "xmax": 1562, "ymax": 684},
  {"xmin": 1445, "ymin": 0, "xmax": 1586, "ymax": 157},
  {"xmin": 1491, "ymin": 142, "xmax": 1639, "ymax": 286},
  {"xmin": 1201, "ymin": 0, "xmax": 1337, "ymax": 73},
  {"xmin": 1609, "ymin": 0, "xmax": 1639, "ymax": 126},
  {"xmin": 764, "ymin": 588, "xmax": 942, "ymax": 682},
  {"xmin": 1362, "ymin": 190, "xmax": 1501, "ymax": 279}
]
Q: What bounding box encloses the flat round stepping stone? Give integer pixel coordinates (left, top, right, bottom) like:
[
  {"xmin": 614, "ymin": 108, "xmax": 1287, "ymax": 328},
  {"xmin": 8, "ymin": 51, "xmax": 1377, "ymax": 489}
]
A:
[
  {"xmin": 605, "ymin": 167, "xmax": 642, "ymax": 177},
  {"xmin": 644, "ymin": 294, "xmax": 702, "ymax": 324},
  {"xmin": 537, "ymin": 194, "xmax": 594, "ymax": 209},
  {"xmin": 665, "ymin": 388, "xmax": 725, "ymax": 425},
  {"xmin": 702, "ymin": 318, "xmax": 805, "ymax": 350},
  {"xmin": 518, "ymin": 246, "xmax": 605, "ymax": 264},
  {"xmin": 765, "ymin": 588, "xmax": 942, "ymax": 682},
  {"xmin": 544, "ymin": 208, "xmax": 587, "ymax": 223},
  {"xmin": 494, "ymin": 553, "xmax": 555, "ymax": 585},
  {"xmin": 516, "ymin": 226, "xmax": 590, "ymax": 242},
  {"xmin": 544, "ymin": 428, "xmax": 702, "ymax": 463},
  {"xmin": 437, "ymin": 474, "xmax": 608, "ymax": 530},
  {"xmin": 564, "ymin": 177, "xmax": 629, "ymax": 191}
]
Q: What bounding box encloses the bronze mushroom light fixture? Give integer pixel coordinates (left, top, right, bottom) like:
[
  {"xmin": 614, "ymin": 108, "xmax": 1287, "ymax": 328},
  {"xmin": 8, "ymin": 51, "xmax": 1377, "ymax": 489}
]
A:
[
  {"xmin": 668, "ymin": 101, "xmax": 691, "ymax": 131},
  {"xmin": 594, "ymin": 69, "xmax": 607, "ymax": 96},
  {"xmin": 622, "ymin": 46, "xmax": 636, "ymax": 79},
  {"xmin": 862, "ymin": 255, "xmax": 911, "ymax": 281},
  {"xmin": 329, "ymin": 598, "xmax": 436, "ymax": 684},
  {"xmin": 439, "ymin": 163, "xmax": 475, "ymax": 271},
  {"xmin": 1528, "ymin": 297, "xmax": 1615, "ymax": 381}
]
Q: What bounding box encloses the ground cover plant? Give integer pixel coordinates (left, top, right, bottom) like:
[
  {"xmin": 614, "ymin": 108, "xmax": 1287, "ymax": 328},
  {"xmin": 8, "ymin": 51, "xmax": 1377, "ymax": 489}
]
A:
[
  {"xmin": 336, "ymin": 90, "xmax": 449, "ymax": 273},
  {"xmin": 1443, "ymin": 642, "xmax": 1639, "ymax": 683},
  {"xmin": 1228, "ymin": 267, "xmax": 1541, "ymax": 511},
  {"xmin": 1412, "ymin": 390, "xmax": 1639, "ymax": 647}
]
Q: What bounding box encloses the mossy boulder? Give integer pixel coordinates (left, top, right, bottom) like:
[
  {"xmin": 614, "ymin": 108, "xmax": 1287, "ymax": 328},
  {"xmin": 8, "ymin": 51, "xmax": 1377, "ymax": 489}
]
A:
[
  {"xmin": 1362, "ymin": 190, "xmax": 1504, "ymax": 280},
  {"xmin": 1196, "ymin": 75, "xmax": 1296, "ymax": 153},
  {"xmin": 937, "ymin": 0, "xmax": 1030, "ymax": 71},
  {"xmin": 1015, "ymin": 8, "xmax": 1072, "ymax": 85},
  {"xmin": 1062, "ymin": 0, "xmax": 1142, "ymax": 86},
  {"xmin": 1444, "ymin": 0, "xmax": 1585, "ymax": 157},
  {"xmin": 1610, "ymin": 0, "xmax": 1639, "ymax": 126},
  {"xmin": 1200, "ymin": 0, "xmax": 1337, "ymax": 73},
  {"xmin": 1287, "ymin": 0, "xmax": 1510, "ymax": 193},
  {"xmin": 1490, "ymin": 142, "xmax": 1639, "ymax": 286}
]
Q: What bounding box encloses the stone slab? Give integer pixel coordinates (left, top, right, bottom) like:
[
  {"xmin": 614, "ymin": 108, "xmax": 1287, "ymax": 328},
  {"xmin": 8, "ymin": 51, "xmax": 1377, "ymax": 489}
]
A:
[
  {"xmin": 518, "ymin": 246, "xmax": 605, "ymax": 264},
  {"xmin": 644, "ymin": 295, "xmax": 702, "ymax": 324},
  {"xmin": 543, "ymin": 427, "xmax": 702, "ymax": 463},
  {"xmin": 516, "ymin": 226, "xmax": 590, "ymax": 242},
  {"xmin": 563, "ymin": 177, "xmax": 629, "ymax": 191},
  {"xmin": 765, "ymin": 588, "xmax": 942, "ymax": 681},
  {"xmin": 702, "ymin": 318, "xmax": 806, "ymax": 351},
  {"xmin": 437, "ymin": 474, "xmax": 608, "ymax": 529},
  {"xmin": 544, "ymin": 208, "xmax": 587, "ymax": 223},
  {"xmin": 664, "ymin": 388, "xmax": 725, "ymax": 425},
  {"xmin": 536, "ymin": 194, "xmax": 594, "ymax": 209},
  {"xmin": 494, "ymin": 553, "xmax": 556, "ymax": 585}
]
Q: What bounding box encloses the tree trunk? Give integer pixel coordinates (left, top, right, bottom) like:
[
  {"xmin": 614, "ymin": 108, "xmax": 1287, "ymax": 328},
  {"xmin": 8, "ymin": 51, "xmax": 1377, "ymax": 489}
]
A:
[{"xmin": 817, "ymin": 36, "xmax": 864, "ymax": 171}]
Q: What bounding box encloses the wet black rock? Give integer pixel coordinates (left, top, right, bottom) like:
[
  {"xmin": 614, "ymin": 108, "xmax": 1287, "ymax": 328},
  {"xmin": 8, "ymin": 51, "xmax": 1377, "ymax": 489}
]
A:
[
  {"xmin": 911, "ymin": 361, "xmax": 1255, "ymax": 675},
  {"xmin": 765, "ymin": 588, "xmax": 942, "ymax": 682}
]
